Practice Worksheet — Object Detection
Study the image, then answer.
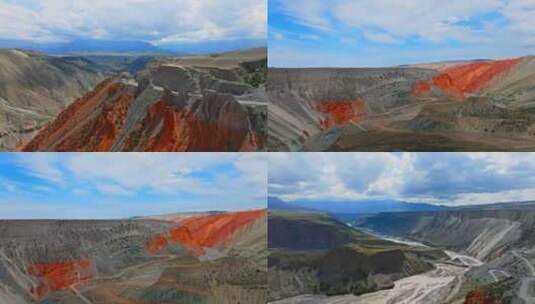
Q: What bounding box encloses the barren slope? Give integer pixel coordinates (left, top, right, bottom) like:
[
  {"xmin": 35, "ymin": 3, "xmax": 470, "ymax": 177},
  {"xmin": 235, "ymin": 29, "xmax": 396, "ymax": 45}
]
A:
[
  {"xmin": 268, "ymin": 56, "xmax": 535, "ymax": 151},
  {"xmin": 0, "ymin": 209, "xmax": 267, "ymax": 304},
  {"xmin": 0, "ymin": 49, "xmax": 104, "ymax": 150},
  {"xmin": 356, "ymin": 203, "xmax": 535, "ymax": 303}
]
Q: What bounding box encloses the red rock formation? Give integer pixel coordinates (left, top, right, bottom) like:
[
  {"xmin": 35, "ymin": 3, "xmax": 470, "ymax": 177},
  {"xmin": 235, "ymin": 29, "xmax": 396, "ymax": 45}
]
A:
[
  {"xmin": 439, "ymin": 58, "xmax": 521, "ymax": 94},
  {"xmin": 21, "ymin": 79, "xmax": 135, "ymax": 151},
  {"xmin": 146, "ymin": 233, "xmax": 169, "ymax": 254},
  {"xmin": 148, "ymin": 209, "xmax": 266, "ymax": 256},
  {"xmin": 128, "ymin": 97, "xmax": 258, "ymax": 152},
  {"xmin": 22, "ymin": 78, "xmax": 262, "ymax": 152},
  {"xmin": 411, "ymin": 81, "xmax": 431, "ymax": 96},
  {"xmin": 27, "ymin": 259, "xmax": 94, "ymax": 298},
  {"xmin": 315, "ymin": 100, "xmax": 368, "ymax": 129},
  {"xmin": 412, "ymin": 58, "xmax": 521, "ymax": 100},
  {"xmin": 464, "ymin": 290, "xmax": 497, "ymax": 304}
]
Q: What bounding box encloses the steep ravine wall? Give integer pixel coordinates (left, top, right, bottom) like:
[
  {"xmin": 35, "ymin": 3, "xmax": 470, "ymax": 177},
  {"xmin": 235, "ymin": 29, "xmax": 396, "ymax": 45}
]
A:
[
  {"xmin": 356, "ymin": 209, "xmax": 535, "ymax": 261},
  {"xmin": 0, "ymin": 220, "xmax": 171, "ymax": 301}
]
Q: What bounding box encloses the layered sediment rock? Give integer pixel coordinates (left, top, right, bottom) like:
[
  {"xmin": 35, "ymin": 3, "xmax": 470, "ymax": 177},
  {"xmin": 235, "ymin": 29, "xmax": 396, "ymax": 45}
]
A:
[
  {"xmin": 23, "ymin": 62, "xmax": 266, "ymax": 151},
  {"xmin": 268, "ymin": 57, "xmax": 535, "ymax": 151}
]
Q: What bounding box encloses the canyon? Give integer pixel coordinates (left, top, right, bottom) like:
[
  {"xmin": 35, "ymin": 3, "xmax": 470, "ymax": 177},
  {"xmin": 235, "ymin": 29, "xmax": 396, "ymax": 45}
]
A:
[
  {"xmin": 268, "ymin": 199, "xmax": 535, "ymax": 303},
  {"xmin": 268, "ymin": 56, "xmax": 535, "ymax": 151},
  {"xmin": 0, "ymin": 47, "xmax": 266, "ymax": 151},
  {"xmin": 0, "ymin": 209, "xmax": 267, "ymax": 304},
  {"xmin": 268, "ymin": 211, "xmax": 446, "ymax": 303}
]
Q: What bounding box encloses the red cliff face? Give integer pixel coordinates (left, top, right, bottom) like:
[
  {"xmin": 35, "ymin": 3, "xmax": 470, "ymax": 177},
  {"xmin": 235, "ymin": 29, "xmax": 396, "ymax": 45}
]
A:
[
  {"xmin": 464, "ymin": 290, "xmax": 498, "ymax": 304},
  {"xmin": 147, "ymin": 209, "xmax": 266, "ymax": 256},
  {"xmin": 146, "ymin": 233, "xmax": 169, "ymax": 254},
  {"xmin": 22, "ymin": 78, "xmax": 262, "ymax": 152},
  {"xmin": 411, "ymin": 81, "xmax": 431, "ymax": 96},
  {"xmin": 27, "ymin": 259, "xmax": 94, "ymax": 298},
  {"xmin": 412, "ymin": 58, "xmax": 522, "ymax": 100},
  {"xmin": 127, "ymin": 99, "xmax": 258, "ymax": 152},
  {"xmin": 21, "ymin": 80, "xmax": 135, "ymax": 152},
  {"xmin": 315, "ymin": 100, "xmax": 368, "ymax": 129}
]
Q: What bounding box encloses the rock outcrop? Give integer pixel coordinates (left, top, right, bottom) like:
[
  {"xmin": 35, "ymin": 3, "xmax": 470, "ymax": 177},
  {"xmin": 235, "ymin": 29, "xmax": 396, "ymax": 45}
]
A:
[{"xmin": 22, "ymin": 60, "xmax": 267, "ymax": 151}]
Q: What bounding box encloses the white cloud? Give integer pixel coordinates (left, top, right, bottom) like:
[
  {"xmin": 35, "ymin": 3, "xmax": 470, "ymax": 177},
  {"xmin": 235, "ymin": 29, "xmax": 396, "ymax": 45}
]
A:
[
  {"xmin": 279, "ymin": 0, "xmax": 332, "ymax": 31},
  {"xmin": 95, "ymin": 184, "xmax": 132, "ymax": 196},
  {"xmin": 362, "ymin": 31, "xmax": 399, "ymax": 44},
  {"xmin": 17, "ymin": 154, "xmax": 65, "ymax": 185},
  {"xmin": 274, "ymin": 0, "xmax": 535, "ymax": 45},
  {"xmin": 16, "ymin": 153, "xmax": 266, "ymax": 201},
  {"xmin": 0, "ymin": 178, "xmax": 17, "ymax": 193},
  {"xmin": 502, "ymin": 0, "xmax": 535, "ymax": 44},
  {"xmin": 0, "ymin": 0, "xmax": 266, "ymax": 43},
  {"xmin": 269, "ymin": 153, "xmax": 535, "ymax": 206}
]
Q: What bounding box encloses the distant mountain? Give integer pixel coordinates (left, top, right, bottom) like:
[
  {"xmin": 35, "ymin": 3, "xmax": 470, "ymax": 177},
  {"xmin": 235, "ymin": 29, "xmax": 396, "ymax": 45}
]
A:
[
  {"xmin": 0, "ymin": 39, "xmax": 173, "ymax": 55},
  {"xmin": 46, "ymin": 39, "xmax": 170, "ymax": 54},
  {"xmin": 268, "ymin": 196, "xmax": 318, "ymax": 212},
  {"xmin": 160, "ymin": 38, "xmax": 266, "ymax": 54},
  {"xmin": 0, "ymin": 38, "xmax": 265, "ymax": 55},
  {"xmin": 452, "ymin": 200, "xmax": 535, "ymax": 211},
  {"xmin": 289, "ymin": 198, "xmax": 446, "ymax": 214}
]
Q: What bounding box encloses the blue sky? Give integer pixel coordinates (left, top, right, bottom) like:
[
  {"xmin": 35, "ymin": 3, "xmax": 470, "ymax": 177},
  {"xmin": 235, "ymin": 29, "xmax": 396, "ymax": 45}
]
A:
[
  {"xmin": 269, "ymin": 0, "xmax": 535, "ymax": 67},
  {"xmin": 0, "ymin": 153, "xmax": 266, "ymax": 219},
  {"xmin": 269, "ymin": 153, "xmax": 535, "ymax": 206},
  {"xmin": 0, "ymin": 0, "xmax": 265, "ymax": 50}
]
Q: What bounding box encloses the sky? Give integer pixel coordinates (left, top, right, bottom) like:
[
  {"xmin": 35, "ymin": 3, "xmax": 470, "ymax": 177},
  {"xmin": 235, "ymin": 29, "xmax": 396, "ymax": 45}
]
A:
[
  {"xmin": 269, "ymin": 0, "xmax": 535, "ymax": 67},
  {"xmin": 269, "ymin": 153, "xmax": 535, "ymax": 206},
  {"xmin": 0, "ymin": 0, "xmax": 266, "ymax": 49},
  {"xmin": 0, "ymin": 153, "xmax": 266, "ymax": 219}
]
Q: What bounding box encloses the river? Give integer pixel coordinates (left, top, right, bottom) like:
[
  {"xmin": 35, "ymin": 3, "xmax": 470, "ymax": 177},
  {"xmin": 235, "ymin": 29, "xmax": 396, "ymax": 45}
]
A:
[{"xmin": 270, "ymin": 228, "xmax": 484, "ymax": 304}]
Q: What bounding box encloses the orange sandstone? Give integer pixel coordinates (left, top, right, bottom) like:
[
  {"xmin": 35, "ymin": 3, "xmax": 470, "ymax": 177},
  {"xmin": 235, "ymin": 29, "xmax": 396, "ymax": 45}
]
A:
[
  {"xmin": 315, "ymin": 100, "xmax": 367, "ymax": 129},
  {"xmin": 27, "ymin": 259, "xmax": 93, "ymax": 298},
  {"xmin": 147, "ymin": 209, "xmax": 266, "ymax": 255}
]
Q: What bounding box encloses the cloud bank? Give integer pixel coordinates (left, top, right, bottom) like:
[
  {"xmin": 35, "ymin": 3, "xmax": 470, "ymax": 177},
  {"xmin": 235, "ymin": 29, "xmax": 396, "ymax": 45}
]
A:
[
  {"xmin": 269, "ymin": 153, "xmax": 535, "ymax": 206},
  {"xmin": 0, "ymin": 0, "xmax": 266, "ymax": 44},
  {"xmin": 269, "ymin": 0, "xmax": 535, "ymax": 67},
  {"xmin": 0, "ymin": 153, "xmax": 266, "ymax": 219}
]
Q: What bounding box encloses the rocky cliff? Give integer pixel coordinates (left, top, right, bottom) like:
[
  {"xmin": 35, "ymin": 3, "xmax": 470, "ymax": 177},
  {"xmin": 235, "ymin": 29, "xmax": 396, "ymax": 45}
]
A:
[{"xmin": 22, "ymin": 50, "xmax": 267, "ymax": 152}]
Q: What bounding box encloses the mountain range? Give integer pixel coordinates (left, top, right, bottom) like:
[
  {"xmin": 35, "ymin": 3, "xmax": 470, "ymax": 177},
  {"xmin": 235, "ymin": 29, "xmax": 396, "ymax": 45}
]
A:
[
  {"xmin": 0, "ymin": 38, "xmax": 266, "ymax": 55},
  {"xmin": 268, "ymin": 196, "xmax": 445, "ymax": 214}
]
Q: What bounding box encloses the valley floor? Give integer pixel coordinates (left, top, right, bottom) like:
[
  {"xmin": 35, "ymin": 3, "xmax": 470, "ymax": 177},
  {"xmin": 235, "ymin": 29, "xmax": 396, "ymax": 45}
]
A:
[{"xmin": 270, "ymin": 231, "xmax": 483, "ymax": 304}]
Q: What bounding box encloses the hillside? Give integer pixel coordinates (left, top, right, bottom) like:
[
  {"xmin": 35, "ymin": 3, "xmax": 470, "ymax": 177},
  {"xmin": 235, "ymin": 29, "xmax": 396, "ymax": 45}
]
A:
[
  {"xmin": 268, "ymin": 56, "xmax": 535, "ymax": 151},
  {"xmin": 0, "ymin": 209, "xmax": 267, "ymax": 304},
  {"xmin": 0, "ymin": 49, "xmax": 104, "ymax": 150},
  {"xmin": 268, "ymin": 197, "xmax": 319, "ymax": 212},
  {"xmin": 21, "ymin": 48, "xmax": 267, "ymax": 151},
  {"xmin": 268, "ymin": 211, "xmax": 443, "ymax": 301},
  {"xmin": 356, "ymin": 202, "xmax": 535, "ymax": 303}
]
